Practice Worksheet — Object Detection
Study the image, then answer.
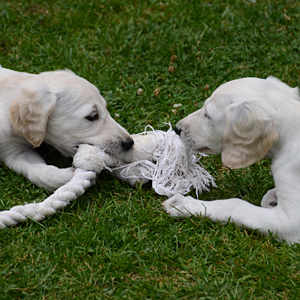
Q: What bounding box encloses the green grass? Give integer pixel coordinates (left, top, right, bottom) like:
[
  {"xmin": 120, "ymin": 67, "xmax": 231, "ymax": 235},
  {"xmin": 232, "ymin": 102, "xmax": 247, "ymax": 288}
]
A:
[{"xmin": 1, "ymin": 0, "xmax": 300, "ymax": 298}]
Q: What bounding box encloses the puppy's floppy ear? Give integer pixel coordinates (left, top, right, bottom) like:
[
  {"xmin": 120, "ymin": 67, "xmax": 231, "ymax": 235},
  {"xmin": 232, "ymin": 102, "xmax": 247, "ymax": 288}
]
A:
[
  {"xmin": 222, "ymin": 101, "xmax": 278, "ymax": 169},
  {"xmin": 9, "ymin": 81, "xmax": 57, "ymax": 148}
]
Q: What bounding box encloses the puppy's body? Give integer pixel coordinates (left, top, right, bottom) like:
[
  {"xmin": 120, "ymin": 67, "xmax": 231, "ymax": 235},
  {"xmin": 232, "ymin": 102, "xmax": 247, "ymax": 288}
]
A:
[
  {"xmin": 164, "ymin": 77, "xmax": 300, "ymax": 244},
  {"xmin": 0, "ymin": 67, "xmax": 133, "ymax": 191}
]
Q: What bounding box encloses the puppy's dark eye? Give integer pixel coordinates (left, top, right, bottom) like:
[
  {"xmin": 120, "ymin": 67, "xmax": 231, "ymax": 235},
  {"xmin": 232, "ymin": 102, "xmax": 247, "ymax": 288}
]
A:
[{"xmin": 85, "ymin": 112, "xmax": 99, "ymax": 121}]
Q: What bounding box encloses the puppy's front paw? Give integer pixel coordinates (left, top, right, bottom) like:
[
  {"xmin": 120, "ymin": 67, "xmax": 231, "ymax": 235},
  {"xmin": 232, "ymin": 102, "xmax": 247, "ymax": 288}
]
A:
[{"xmin": 162, "ymin": 194, "xmax": 205, "ymax": 217}]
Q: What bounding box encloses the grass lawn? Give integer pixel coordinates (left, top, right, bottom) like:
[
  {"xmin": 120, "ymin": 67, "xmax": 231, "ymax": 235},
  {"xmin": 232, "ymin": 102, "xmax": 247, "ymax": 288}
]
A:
[{"xmin": 1, "ymin": 0, "xmax": 300, "ymax": 298}]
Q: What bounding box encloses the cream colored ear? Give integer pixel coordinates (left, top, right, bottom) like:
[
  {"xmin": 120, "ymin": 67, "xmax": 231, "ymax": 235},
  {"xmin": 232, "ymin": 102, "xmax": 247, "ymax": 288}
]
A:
[
  {"xmin": 222, "ymin": 101, "xmax": 278, "ymax": 169},
  {"xmin": 9, "ymin": 81, "xmax": 57, "ymax": 148}
]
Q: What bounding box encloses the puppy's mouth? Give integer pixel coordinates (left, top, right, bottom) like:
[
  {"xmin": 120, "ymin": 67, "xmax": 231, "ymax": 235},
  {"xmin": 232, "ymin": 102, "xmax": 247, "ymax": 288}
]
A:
[
  {"xmin": 75, "ymin": 143, "xmax": 94, "ymax": 151},
  {"xmin": 195, "ymin": 147, "xmax": 212, "ymax": 154}
]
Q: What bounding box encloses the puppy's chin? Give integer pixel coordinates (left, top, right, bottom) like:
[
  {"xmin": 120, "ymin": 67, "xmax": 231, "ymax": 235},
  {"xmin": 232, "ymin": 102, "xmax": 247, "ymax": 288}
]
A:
[
  {"xmin": 59, "ymin": 147, "xmax": 77, "ymax": 158},
  {"xmin": 180, "ymin": 137, "xmax": 209, "ymax": 155},
  {"xmin": 194, "ymin": 147, "xmax": 213, "ymax": 154}
]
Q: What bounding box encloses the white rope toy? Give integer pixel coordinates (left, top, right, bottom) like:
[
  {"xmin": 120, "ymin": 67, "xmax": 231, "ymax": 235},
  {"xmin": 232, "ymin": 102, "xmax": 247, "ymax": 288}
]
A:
[{"xmin": 0, "ymin": 126, "xmax": 216, "ymax": 228}]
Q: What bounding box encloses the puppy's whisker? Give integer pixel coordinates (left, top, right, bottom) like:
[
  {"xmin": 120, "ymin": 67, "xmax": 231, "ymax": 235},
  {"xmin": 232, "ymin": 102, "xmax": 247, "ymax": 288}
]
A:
[{"xmin": 43, "ymin": 147, "xmax": 59, "ymax": 160}]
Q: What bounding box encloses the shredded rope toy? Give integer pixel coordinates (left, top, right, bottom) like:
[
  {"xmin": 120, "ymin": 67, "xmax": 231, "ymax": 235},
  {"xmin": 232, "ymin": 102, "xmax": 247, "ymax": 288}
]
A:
[{"xmin": 0, "ymin": 126, "xmax": 216, "ymax": 229}]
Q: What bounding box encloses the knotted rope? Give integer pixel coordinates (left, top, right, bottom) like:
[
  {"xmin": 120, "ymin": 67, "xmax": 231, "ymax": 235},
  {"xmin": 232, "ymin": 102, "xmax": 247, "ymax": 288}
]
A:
[
  {"xmin": 0, "ymin": 169, "xmax": 96, "ymax": 228},
  {"xmin": 0, "ymin": 127, "xmax": 216, "ymax": 229}
]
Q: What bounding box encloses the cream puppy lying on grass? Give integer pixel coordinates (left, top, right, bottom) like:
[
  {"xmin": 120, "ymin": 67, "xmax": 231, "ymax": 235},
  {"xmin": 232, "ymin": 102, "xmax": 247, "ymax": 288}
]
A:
[{"xmin": 0, "ymin": 67, "xmax": 134, "ymax": 191}]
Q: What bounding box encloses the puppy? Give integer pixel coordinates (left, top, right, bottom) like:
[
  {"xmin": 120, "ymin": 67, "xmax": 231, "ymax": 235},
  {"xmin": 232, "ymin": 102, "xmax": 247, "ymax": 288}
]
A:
[
  {"xmin": 163, "ymin": 76, "xmax": 300, "ymax": 244},
  {"xmin": 0, "ymin": 67, "xmax": 134, "ymax": 191}
]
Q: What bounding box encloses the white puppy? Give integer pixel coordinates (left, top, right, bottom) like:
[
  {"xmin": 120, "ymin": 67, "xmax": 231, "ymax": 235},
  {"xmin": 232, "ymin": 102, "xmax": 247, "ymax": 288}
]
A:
[
  {"xmin": 163, "ymin": 76, "xmax": 300, "ymax": 244},
  {"xmin": 0, "ymin": 67, "xmax": 134, "ymax": 191}
]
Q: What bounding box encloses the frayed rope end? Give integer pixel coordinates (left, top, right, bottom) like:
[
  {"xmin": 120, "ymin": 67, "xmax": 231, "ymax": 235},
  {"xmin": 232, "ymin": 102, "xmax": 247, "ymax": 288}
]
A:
[{"xmin": 113, "ymin": 124, "xmax": 216, "ymax": 197}]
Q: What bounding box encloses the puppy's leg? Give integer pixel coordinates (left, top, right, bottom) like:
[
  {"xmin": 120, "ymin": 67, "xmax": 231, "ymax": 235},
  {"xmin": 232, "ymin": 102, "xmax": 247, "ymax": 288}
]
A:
[
  {"xmin": 261, "ymin": 188, "xmax": 277, "ymax": 208},
  {"xmin": 162, "ymin": 194, "xmax": 291, "ymax": 241},
  {"xmin": 1, "ymin": 145, "xmax": 74, "ymax": 191}
]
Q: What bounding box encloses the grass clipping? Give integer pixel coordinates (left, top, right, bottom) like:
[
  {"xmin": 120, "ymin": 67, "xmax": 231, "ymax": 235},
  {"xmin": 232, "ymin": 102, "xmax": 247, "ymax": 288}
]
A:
[{"xmin": 112, "ymin": 125, "xmax": 217, "ymax": 197}]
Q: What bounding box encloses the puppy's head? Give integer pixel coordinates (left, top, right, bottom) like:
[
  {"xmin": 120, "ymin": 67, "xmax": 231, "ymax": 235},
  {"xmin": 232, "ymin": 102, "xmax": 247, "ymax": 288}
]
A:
[
  {"xmin": 9, "ymin": 70, "xmax": 134, "ymax": 160},
  {"xmin": 174, "ymin": 77, "xmax": 287, "ymax": 169}
]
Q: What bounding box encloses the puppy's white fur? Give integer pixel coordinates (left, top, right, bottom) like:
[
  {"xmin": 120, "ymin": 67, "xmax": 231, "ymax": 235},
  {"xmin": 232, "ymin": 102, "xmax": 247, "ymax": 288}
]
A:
[
  {"xmin": 163, "ymin": 76, "xmax": 300, "ymax": 244},
  {"xmin": 0, "ymin": 67, "xmax": 133, "ymax": 191}
]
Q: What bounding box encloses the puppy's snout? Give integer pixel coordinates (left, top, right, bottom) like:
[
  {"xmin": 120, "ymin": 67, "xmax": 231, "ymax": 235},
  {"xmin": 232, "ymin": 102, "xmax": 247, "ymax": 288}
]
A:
[
  {"xmin": 122, "ymin": 137, "xmax": 134, "ymax": 150},
  {"xmin": 174, "ymin": 126, "xmax": 182, "ymax": 136}
]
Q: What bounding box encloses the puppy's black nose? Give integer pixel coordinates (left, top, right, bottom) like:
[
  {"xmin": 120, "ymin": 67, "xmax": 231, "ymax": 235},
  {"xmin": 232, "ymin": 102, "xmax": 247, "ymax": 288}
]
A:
[
  {"xmin": 174, "ymin": 126, "xmax": 182, "ymax": 136},
  {"xmin": 122, "ymin": 138, "xmax": 134, "ymax": 150}
]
